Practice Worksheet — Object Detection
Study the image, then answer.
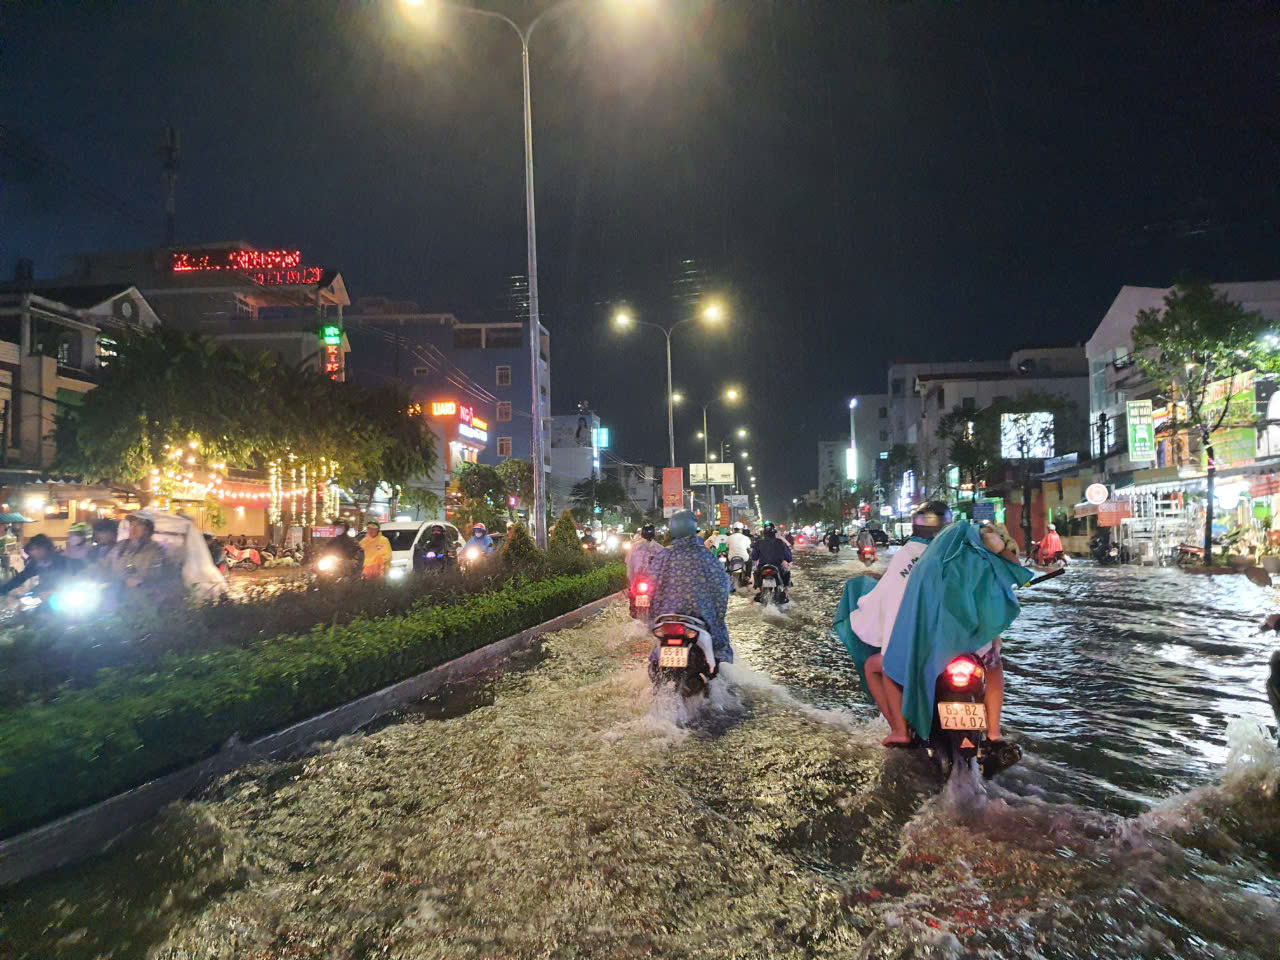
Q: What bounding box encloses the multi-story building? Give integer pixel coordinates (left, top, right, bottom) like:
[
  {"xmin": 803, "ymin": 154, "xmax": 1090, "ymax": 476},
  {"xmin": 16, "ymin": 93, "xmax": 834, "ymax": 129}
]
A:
[
  {"xmin": 849, "ymin": 394, "xmax": 891, "ymax": 492},
  {"xmin": 603, "ymin": 462, "xmax": 659, "ymax": 520},
  {"xmin": 345, "ymin": 297, "xmax": 550, "ymax": 489},
  {"xmin": 548, "ymin": 408, "xmax": 602, "ymax": 517},
  {"xmin": 885, "ymin": 359, "xmax": 1007, "ymax": 450},
  {"xmin": 816, "ymin": 438, "xmax": 849, "ymax": 496}
]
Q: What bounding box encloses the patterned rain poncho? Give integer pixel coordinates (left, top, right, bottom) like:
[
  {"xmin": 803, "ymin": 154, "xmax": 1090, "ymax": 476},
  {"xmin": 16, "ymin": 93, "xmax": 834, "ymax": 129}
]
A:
[{"xmin": 649, "ymin": 534, "xmax": 734, "ymax": 662}]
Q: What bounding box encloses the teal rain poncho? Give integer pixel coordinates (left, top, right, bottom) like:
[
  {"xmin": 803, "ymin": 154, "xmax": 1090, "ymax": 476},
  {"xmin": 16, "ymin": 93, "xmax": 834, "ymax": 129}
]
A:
[
  {"xmin": 881, "ymin": 521, "xmax": 1032, "ymax": 738},
  {"xmin": 832, "ymin": 575, "xmax": 881, "ymax": 704}
]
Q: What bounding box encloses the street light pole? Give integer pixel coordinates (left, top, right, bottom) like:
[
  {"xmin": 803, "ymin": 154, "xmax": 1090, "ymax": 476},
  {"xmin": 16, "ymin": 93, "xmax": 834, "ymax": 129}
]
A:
[
  {"xmin": 702, "ymin": 404, "xmax": 711, "ymax": 526},
  {"xmin": 665, "ymin": 330, "xmax": 675, "ymax": 468},
  {"xmin": 443, "ymin": 0, "xmax": 574, "ymax": 548}
]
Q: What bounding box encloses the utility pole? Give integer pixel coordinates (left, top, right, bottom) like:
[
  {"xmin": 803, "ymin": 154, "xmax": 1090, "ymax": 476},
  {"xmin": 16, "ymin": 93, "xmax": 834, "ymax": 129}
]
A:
[{"xmin": 161, "ymin": 125, "xmax": 180, "ymax": 246}]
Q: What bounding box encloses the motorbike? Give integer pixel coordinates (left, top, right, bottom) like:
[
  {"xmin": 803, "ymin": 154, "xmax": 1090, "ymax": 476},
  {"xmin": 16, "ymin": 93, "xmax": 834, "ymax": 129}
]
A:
[
  {"xmin": 648, "ymin": 613, "xmax": 717, "ymax": 699},
  {"xmin": 314, "ymin": 550, "xmax": 361, "ymax": 578},
  {"xmin": 223, "ymin": 542, "xmax": 262, "ymax": 570},
  {"xmin": 417, "ymin": 549, "xmax": 455, "ymax": 574},
  {"xmin": 1026, "ymin": 541, "xmax": 1068, "ymax": 569},
  {"xmin": 858, "ymin": 542, "xmax": 876, "ymax": 566},
  {"xmin": 1269, "ymin": 649, "xmax": 1280, "ymax": 736},
  {"xmin": 756, "ymin": 563, "xmax": 789, "ymax": 609},
  {"xmin": 726, "ymin": 556, "xmax": 751, "ymax": 589},
  {"xmin": 923, "ymin": 653, "xmax": 1021, "ymax": 781},
  {"xmin": 629, "ymin": 574, "xmax": 653, "ymax": 619},
  {"xmin": 827, "ymin": 536, "xmax": 840, "ymax": 554},
  {"xmin": 1091, "ymin": 532, "xmax": 1123, "ymax": 565}
]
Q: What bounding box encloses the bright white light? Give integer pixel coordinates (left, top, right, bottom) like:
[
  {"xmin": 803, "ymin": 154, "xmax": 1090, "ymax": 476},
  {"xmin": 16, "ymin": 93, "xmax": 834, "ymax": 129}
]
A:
[
  {"xmin": 999, "ymin": 411, "xmax": 1055, "ymax": 459},
  {"xmin": 849, "ymin": 398, "xmax": 857, "ymax": 409},
  {"xmin": 317, "ymin": 555, "xmax": 338, "ymax": 572},
  {"xmin": 389, "ymin": 566, "xmax": 406, "ymax": 580},
  {"xmin": 466, "ymin": 546, "xmax": 480, "ymax": 560}
]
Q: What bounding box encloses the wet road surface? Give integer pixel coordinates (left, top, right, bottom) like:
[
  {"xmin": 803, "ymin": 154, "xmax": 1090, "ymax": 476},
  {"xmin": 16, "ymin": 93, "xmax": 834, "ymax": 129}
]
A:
[{"xmin": 4, "ymin": 548, "xmax": 1279, "ymax": 958}]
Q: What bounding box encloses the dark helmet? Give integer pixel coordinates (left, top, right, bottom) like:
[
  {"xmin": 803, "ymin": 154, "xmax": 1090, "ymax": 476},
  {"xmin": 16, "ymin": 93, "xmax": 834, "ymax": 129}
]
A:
[
  {"xmin": 912, "ymin": 501, "xmax": 952, "ymax": 540},
  {"xmin": 431, "ymin": 524, "xmax": 445, "ymax": 537},
  {"xmin": 668, "ymin": 510, "xmax": 697, "ymax": 540},
  {"xmin": 762, "ymin": 521, "xmax": 777, "ymax": 539},
  {"xmin": 640, "ymin": 523, "xmax": 656, "ymax": 541}
]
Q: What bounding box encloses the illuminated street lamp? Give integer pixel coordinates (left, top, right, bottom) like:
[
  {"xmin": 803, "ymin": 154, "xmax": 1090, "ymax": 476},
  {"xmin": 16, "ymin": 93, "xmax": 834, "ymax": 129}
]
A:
[
  {"xmin": 701, "ymin": 386, "xmax": 741, "ymax": 522},
  {"xmin": 613, "ymin": 301, "xmax": 728, "ymax": 467},
  {"xmin": 736, "ymin": 427, "xmax": 748, "ymax": 439}
]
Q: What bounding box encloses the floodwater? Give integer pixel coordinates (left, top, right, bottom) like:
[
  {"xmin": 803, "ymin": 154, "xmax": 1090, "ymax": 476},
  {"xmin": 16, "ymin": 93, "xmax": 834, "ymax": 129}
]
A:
[{"xmin": 4, "ymin": 549, "xmax": 1279, "ymax": 958}]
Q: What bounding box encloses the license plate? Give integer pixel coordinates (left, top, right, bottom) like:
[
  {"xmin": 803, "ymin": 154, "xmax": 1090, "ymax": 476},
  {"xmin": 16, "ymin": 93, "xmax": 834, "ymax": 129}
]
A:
[
  {"xmin": 938, "ymin": 701, "xmax": 986, "ymax": 730},
  {"xmin": 635, "ymin": 595, "xmax": 650, "ymax": 608},
  {"xmin": 658, "ymin": 646, "xmax": 689, "ymax": 668},
  {"xmin": 763, "ymin": 578, "xmax": 776, "ymax": 588}
]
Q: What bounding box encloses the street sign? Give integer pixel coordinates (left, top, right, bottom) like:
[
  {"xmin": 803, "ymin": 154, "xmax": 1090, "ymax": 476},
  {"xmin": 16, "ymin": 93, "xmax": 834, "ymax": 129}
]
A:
[
  {"xmin": 689, "ymin": 463, "xmax": 736, "ymax": 485},
  {"xmin": 1126, "ymin": 400, "xmax": 1156, "ymax": 462},
  {"xmin": 973, "ymin": 501, "xmax": 996, "ymax": 522},
  {"xmin": 725, "ymin": 494, "xmax": 748, "ymax": 508},
  {"xmin": 1085, "ymin": 483, "xmax": 1109, "ymax": 505},
  {"xmin": 662, "ymin": 468, "xmax": 684, "ymax": 509}
]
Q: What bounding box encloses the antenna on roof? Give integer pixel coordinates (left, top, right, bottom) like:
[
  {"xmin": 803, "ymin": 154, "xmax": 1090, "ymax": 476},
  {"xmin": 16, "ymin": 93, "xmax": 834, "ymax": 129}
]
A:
[{"xmin": 161, "ymin": 125, "xmax": 180, "ymax": 246}]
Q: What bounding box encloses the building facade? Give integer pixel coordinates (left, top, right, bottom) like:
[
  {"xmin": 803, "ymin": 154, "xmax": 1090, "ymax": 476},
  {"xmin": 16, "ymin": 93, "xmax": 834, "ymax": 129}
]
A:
[
  {"xmin": 548, "ymin": 409, "xmax": 602, "ymax": 517},
  {"xmin": 817, "ymin": 438, "xmax": 849, "ymax": 496},
  {"xmin": 850, "ymin": 393, "xmax": 891, "ymax": 492}
]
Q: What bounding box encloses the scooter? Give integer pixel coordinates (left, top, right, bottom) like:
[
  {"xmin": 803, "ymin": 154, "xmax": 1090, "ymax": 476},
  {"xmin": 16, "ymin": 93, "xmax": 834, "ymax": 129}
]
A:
[
  {"xmin": 223, "ymin": 542, "xmax": 262, "ymax": 570},
  {"xmin": 629, "ymin": 574, "xmax": 653, "ymax": 619},
  {"xmin": 858, "ymin": 543, "xmax": 876, "ymax": 566},
  {"xmin": 756, "ymin": 563, "xmax": 789, "ymax": 609},
  {"xmin": 923, "ymin": 653, "xmax": 1021, "ymax": 781},
  {"xmin": 827, "ymin": 537, "xmax": 840, "ymax": 554},
  {"xmin": 314, "ymin": 550, "xmax": 361, "ymax": 578},
  {"xmin": 648, "ymin": 613, "xmax": 717, "ymax": 699},
  {"xmin": 726, "ymin": 556, "xmax": 750, "ymax": 589}
]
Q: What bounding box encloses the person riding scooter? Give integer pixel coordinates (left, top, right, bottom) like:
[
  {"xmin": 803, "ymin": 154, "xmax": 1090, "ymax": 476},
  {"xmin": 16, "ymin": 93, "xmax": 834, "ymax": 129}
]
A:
[
  {"xmin": 726, "ymin": 524, "xmax": 753, "ymax": 580},
  {"xmin": 1035, "ymin": 523, "xmax": 1065, "ymax": 565},
  {"xmin": 825, "ymin": 527, "xmax": 842, "ymax": 552},
  {"xmin": 751, "ymin": 521, "xmax": 793, "ymax": 603},
  {"xmin": 627, "ymin": 523, "xmax": 665, "ymax": 585},
  {"xmin": 415, "ymin": 524, "xmax": 454, "ymax": 572},
  {"xmin": 648, "ymin": 509, "xmax": 733, "ymax": 667},
  {"xmin": 466, "ymin": 523, "xmax": 495, "ymax": 554}
]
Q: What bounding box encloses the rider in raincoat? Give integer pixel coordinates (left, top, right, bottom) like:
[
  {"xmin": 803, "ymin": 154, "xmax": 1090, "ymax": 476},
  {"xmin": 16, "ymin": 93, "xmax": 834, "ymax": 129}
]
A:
[{"xmin": 649, "ymin": 509, "xmax": 733, "ymax": 664}]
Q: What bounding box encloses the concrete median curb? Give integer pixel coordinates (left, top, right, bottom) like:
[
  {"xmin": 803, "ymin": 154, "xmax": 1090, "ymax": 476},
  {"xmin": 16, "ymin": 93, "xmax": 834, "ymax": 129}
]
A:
[{"xmin": 0, "ymin": 589, "xmax": 624, "ymax": 887}]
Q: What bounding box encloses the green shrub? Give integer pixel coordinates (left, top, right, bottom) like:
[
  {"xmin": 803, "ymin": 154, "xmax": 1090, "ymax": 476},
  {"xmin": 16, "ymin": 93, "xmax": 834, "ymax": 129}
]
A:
[
  {"xmin": 0, "ymin": 564, "xmax": 625, "ymax": 838},
  {"xmin": 547, "ymin": 508, "xmax": 588, "ymax": 574},
  {"xmin": 499, "ymin": 521, "xmax": 545, "ymax": 578}
]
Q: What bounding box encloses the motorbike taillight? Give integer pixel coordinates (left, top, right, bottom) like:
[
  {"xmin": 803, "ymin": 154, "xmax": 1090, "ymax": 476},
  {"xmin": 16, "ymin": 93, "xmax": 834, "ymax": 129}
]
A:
[
  {"xmin": 660, "ymin": 624, "xmax": 687, "ymax": 645},
  {"xmin": 943, "ymin": 657, "xmax": 983, "ymax": 688},
  {"xmin": 635, "ymin": 579, "xmax": 651, "ymax": 595}
]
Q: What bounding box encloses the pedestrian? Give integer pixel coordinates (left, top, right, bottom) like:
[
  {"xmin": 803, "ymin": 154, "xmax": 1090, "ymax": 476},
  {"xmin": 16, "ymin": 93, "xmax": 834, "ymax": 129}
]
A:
[{"xmin": 360, "ymin": 520, "xmax": 392, "ymax": 578}]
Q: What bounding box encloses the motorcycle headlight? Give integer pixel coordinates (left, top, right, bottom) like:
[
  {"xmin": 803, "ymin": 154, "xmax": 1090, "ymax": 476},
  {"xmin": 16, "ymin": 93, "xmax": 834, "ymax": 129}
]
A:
[
  {"xmin": 50, "ymin": 583, "xmax": 100, "ymax": 616},
  {"xmin": 606, "ymin": 536, "xmax": 618, "ymax": 550},
  {"xmin": 388, "ymin": 566, "xmax": 406, "ymax": 580},
  {"xmin": 317, "ymin": 555, "xmax": 338, "ymax": 572},
  {"xmin": 466, "ymin": 546, "xmax": 480, "ymax": 560}
]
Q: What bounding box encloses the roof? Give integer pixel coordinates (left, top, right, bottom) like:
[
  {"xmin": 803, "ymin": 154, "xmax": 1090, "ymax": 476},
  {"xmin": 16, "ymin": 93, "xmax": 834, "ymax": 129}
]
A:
[
  {"xmin": 914, "ymin": 371, "xmax": 1083, "ymax": 383},
  {"xmin": 0, "ymin": 283, "xmax": 135, "ymax": 309}
]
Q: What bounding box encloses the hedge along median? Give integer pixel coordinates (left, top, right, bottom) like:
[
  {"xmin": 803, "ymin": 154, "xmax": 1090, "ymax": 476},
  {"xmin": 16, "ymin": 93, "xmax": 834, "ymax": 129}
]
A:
[{"xmin": 0, "ymin": 564, "xmax": 626, "ymax": 838}]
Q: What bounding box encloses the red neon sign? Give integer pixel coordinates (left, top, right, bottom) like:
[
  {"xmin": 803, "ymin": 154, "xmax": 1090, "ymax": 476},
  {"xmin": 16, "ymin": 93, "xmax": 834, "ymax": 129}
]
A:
[
  {"xmin": 459, "ymin": 405, "xmax": 473, "ymax": 425},
  {"xmin": 250, "ymin": 267, "xmax": 324, "ymax": 286},
  {"xmin": 323, "ymin": 343, "xmax": 342, "ymax": 381},
  {"xmin": 172, "ymin": 249, "xmax": 302, "ymax": 272}
]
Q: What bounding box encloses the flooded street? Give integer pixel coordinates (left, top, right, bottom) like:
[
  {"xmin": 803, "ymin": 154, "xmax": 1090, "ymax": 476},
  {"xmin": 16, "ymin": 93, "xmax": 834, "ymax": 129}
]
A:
[{"xmin": 5, "ymin": 550, "xmax": 1280, "ymax": 958}]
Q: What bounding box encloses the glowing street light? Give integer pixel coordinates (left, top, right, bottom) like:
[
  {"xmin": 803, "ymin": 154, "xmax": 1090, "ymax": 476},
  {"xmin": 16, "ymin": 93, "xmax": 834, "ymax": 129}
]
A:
[
  {"xmin": 613, "ymin": 311, "xmax": 632, "ymax": 328},
  {"xmin": 736, "ymin": 427, "xmax": 748, "ymax": 439}
]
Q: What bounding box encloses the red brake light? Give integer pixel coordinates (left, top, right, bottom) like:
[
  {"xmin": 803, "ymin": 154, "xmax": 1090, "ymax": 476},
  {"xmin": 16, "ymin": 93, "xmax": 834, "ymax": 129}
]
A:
[
  {"xmin": 666, "ymin": 636, "xmax": 684, "ymax": 645},
  {"xmin": 661, "ymin": 623, "xmax": 686, "ymax": 638},
  {"xmin": 944, "ymin": 657, "xmax": 983, "ymax": 687},
  {"xmin": 797, "ymin": 536, "xmax": 806, "ymax": 544},
  {"xmin": 636, "ymin": 580, "xmax": 650, "ymax": 594}
]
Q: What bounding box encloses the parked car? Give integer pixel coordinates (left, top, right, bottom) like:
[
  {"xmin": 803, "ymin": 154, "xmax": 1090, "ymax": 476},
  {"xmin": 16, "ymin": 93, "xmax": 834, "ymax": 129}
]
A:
[{"xmin": 359, "ymin": 520, "xmax": 464, "ymax": 579}]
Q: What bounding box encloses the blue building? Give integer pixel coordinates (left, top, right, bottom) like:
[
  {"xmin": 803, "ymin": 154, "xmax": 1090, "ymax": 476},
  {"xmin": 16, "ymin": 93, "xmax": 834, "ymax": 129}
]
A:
[{"xmin": 345, "ymin": 298, "xmax": 551, "ymax": 501}]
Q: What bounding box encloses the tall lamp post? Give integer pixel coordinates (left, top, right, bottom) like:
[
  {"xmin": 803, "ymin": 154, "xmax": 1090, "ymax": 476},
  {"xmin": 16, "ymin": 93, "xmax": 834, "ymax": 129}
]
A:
[
  {"xmin": 404, "ymin": 0, "xmax": 579, "ymax": 547},
  {"xmin": 700, "ymin": 386, "xmax": 740, "ymax": 525},
  {"xmin": 615, "ymin": 302, "xmax": 725, "ymax": 468}
]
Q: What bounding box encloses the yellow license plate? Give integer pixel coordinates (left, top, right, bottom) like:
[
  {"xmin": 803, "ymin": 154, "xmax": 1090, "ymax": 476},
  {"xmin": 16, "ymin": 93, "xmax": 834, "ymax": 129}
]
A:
[
  {"xmin": 938, "ymin": 702, "xmax": 986, "ymax": 730},
  {"xmin": 635, "ymin": 595, "xmax": 650, "ymax": 608},
  {"xmin": 658, "ymin": 646, "xmax": 689, "ymax": 668}
]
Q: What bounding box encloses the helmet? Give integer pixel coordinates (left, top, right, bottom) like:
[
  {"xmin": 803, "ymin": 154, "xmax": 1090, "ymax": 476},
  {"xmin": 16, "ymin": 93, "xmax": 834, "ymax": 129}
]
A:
[
  {"xmin": 762, "ymin": 521, "xmax": 777, "ymax": 539},
  {"xmin": 473, "ymin": 523, "xmax": 486, "ymax": 534},
  {"xmin": 1049, "ymin": 523, "xmax": 1056, "ymax": 531},
  {"xmin": 431, "ymin": 525, "xmax": 445, "ymax": 536},
  {"xmin": 911, "ymin": 501, "xmax": 952, "ymax": 540},
  {"xmin": 640, "ymin": 523, "xmax": 656, "ymax": 541},
  {"xmin": 668, "ymin": 510, "xmax": 697, "ymax": 540},
  {"xmin": 68, "ymin": 522, "xmax": 90, "ymax": 537},
  {"xmin": 732, "ymin": 522, "xmax": 742, "ymax": 532},
  {"xmin": 719, "ymin": 527, "xmax": 728, "ymax": 536}
]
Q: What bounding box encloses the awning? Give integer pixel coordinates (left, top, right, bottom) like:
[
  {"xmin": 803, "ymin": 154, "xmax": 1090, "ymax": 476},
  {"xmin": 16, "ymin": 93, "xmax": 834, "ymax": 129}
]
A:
[{"xmin": 1073, "ymin": 502, "xmax": 1098, "ymax": 518}]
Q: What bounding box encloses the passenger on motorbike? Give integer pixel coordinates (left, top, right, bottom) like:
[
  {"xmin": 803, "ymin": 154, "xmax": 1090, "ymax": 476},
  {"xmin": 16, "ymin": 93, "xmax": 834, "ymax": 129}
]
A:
[
  {"xmin": 648, "ymin": 509, "xmax": 733, "ymax": 665},
  {"xmin": 4, "ymin": 534, "xmax": 72, "ymax": 597},
  {"xmin": 726, "ymin": 525, "xmax": 752, "ymax": 572},
  {"xmin": 705, "ymin": 527, "xmax": 729, "ymax": 556},
  {"xmin": 856, "ymin": 527, "xmax": 876, "ymax": 551},
  {"xmin": 627, "ymin": 523, "xmax": 665, "ymax": 584},
  {"xmin": 465, "ymin": 522, "xmax": 495, "ymax": 554},
  {"xmin": 415, "ymin": 524, "xmax": 454, "ymax": 572},
  {"xmin": 1036, "ymin": 523, "xmax": 1064, "ymax": 564},
  {"xmin": 360, "ymin": 521, "xmax": 393, "ymax": 578},
  {"xmin": 750, "ymin": 521, "xmax": 793, "ymax": 602},
  {"xmin": 64, "ymin": 523, "xmax": 93, "ymax": 564},
  {"xmin": 851, "ymin": 501, "xmax": 949, "ymax": 746}
]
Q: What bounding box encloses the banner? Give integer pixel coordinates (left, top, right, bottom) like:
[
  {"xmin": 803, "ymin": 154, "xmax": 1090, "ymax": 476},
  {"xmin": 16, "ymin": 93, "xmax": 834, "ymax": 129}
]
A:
[
  {"xmin": 1097, "ymin": 500, "xmax": 1132, "ymax": 527},
  {"xmin": 724, "ymin": 494, "xmax": 748, "ymax": 508},
  {"xmin": 1126, "ymin": 400, "xmax": 1156, "ymax": 462},
  {"xmin": 662, "ymin": 468, "xmax": 684, "ymax": 509},
  {"xmin": 717, "ymin": 503, "xmax": 730, "ymax": 528},
  {"xmin": 689, "ymin": 462, "xmax": 736, "ymax": 485}
]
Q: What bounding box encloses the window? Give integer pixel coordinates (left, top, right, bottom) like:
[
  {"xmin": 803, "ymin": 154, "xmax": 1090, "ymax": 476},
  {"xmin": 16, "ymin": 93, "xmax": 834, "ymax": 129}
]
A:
[
  {"xmin": 936, "ymin": 388, "xmax": 945, "ymax": 409},
  {"xmin": 497, "ymin": 437, "xmax": 513, "ymax": 457},
  {"xmin": 891, "ymin": 378, "xmax": 905, "ymax": 396},
  {"xmin": 486, "ymin": 327, "xmax": 523, "ymax": 349},
  {"xmin": 962, "ymin": 396, "xmax": 976, "ymax": 411},
  {"xmin": 879, "ymin": 430, "xmax": 889, "ymax": 441},
  {"xmin": 412, "ymin": 366, "xmax": 431, "ymax": 376},
  {"xmin": 453, "ymin": 328, "xmax": 482, "ymax": 349},
  {"xmin": 497, "ymin": 402, "xmax": 512, "ymax": 421},
  {"xmin": 496, "ymin": 364, "xmax": 512, "ymax": 387},
  {"xmin": 878, "ymin": 406, "xmax": 887, "ymax": 418}
]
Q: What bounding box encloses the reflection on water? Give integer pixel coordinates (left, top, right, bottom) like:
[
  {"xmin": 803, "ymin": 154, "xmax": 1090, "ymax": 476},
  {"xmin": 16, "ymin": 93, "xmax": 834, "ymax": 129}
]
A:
[{"xmin": 3, "ymin": 553, "xmax": 1279, "ymax": 958}]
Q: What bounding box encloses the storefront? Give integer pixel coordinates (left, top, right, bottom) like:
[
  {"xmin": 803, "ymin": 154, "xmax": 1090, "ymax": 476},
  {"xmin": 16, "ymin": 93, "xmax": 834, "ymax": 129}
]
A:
[{"xmin": 424, "ymin": 400, "xmax": 491, "ymax": 520}]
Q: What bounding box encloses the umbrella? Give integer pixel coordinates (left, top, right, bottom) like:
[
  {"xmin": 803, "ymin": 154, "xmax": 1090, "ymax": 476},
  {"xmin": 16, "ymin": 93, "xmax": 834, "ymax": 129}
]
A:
[{"xmin": 0, "ymin": 513, "xmax": 33, "ymax": 524}]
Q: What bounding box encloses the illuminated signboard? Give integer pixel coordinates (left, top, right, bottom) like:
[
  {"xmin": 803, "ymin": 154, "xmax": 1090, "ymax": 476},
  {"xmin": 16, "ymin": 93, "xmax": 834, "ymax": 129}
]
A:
[
  {"xmin": 322, "ymin": 343, "xmax": 342, "ymax": 380},
  {"xmin": 172, "ymin": 249, "xmax": 303, "ymax": 272},
  {"xmin": 320, "ymin": 324, "xmax": 342, "ymax": 346},
  {"xmin": 459, "ymin": 405, "xmax": 473, "ymax": 425},
  {"xmin": 459, "ymin": 423, "xmax": 488, "ymax": 444},
  {"xmin": 250, "ymin": 267, "xmax": 324, "ymax": 286},
  {"xmin": 431, "ymin": 401, "xmax": 458, "ymax": 417}
]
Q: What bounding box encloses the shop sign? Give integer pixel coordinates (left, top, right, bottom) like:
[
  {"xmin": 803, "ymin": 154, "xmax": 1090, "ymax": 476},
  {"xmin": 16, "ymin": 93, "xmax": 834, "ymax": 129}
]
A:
[
  {"xmin": 689, "ymin": 463, "xmax": 736, "ymax": 485},
  {"xmin": 1097, "ymin": 500, "xmax": 1132, "ymax": 527},
  {"xmin": 1126, "ymin": 400, "xmax": 1156, "ymax": 462},
  {"xmin": 1249, "ymin": 474, "xmax": 1280, "ymax": 498},
  {"xmin": 430, "ymin": 401, "xmax": 457, "ymax": 417},
  {"xmin": 1044, "ymin": 452, "xmax": 1079, "ymax": 473},
  {"xmin": 1085, "ymin": 483, "xmax": 1110, "ymax": 505},
  {"xmin": 459, "ymin": 422, "xmax": 488, "ymax": 444},
  {"xmin": 1205, "ymin": 427, "xmax": 1255, "ymax": 470},
  {"xmin": 662, "ymin": 468, "xmax": 684, "ymax": 509},
  {"xmin": 718, "ymin": 503, "xmax": 730, "ymax": 527}
]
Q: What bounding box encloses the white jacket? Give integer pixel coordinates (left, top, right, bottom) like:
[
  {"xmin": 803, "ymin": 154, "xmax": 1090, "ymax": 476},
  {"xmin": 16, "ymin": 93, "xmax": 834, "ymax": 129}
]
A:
[{"xmin": 726, "ymin": 532, "xmax": 752, "ymax": 561}]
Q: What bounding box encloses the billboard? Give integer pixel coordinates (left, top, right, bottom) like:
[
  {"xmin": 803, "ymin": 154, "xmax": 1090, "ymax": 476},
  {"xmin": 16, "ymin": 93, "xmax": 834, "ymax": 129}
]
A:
[
  {"xmin": 689, "ymin": 462, "xmax": 736, "ymax": 485},
  {"xmin": 662, "ymin": 468, "xmax": 684, "ymax": 509},
  {"xmin": 999, "ymin": 411, "xmax": 1055, "ymax": 460},
  {"xmin": 1126, "ymin": 400, "xmax": 1156, "ymax": 462}
]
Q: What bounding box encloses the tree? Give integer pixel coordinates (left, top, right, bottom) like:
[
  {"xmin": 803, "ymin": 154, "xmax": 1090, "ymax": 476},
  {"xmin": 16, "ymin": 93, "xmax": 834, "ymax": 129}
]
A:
[
  {"xmin": 1132, "ymin": 281, "xmax": 1278, "ymax": 564},
  {"xmin": 499, "ymin": 521, "xmax": 545, "ymax": 576},
  {"xmin": 453, "ymin": 462, "xmax": 508, "ymax": 531},
  {"xmin": 568, "ymin": 474, "xmax": 627, "ymax": 521},
  {"xmin": 548, "ymin": 508, "xmax": 587, "ymax": 572},
  {"xmin": 338, "ymin": 383, "xmax": 439, "ymax": 520},
  {"xmin": 496, "ymin": 458, "xmax": 534, "ymax": 520}
]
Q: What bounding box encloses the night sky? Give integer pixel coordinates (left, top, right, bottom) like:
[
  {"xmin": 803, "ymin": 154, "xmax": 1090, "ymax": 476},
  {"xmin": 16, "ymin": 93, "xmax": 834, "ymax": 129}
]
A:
[{"xmin": 3, "ymin": 1, "xmax": 1278, "ymax": 519}]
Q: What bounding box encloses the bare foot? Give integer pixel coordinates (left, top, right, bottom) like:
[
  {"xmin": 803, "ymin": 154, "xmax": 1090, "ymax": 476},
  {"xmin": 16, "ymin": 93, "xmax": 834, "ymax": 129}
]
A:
[
  {"xmin": 986, "ymin": 730, "xmax": 1002, "ymax": 741},
  {"xmin": 882, "ymin": 733, "xmax": 911, "ymax": 746}
]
